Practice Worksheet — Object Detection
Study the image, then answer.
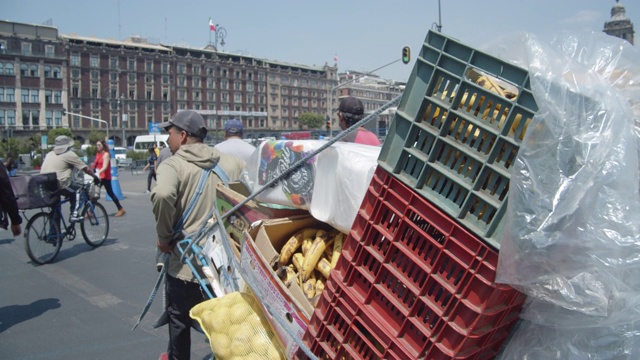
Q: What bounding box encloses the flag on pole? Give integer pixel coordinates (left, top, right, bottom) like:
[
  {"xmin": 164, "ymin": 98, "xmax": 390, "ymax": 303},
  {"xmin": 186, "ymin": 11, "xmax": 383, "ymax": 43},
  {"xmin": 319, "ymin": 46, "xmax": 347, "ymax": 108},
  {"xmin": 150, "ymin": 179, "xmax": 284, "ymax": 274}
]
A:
[
  {"xmin": 209, "ymin": 18, "xmax": 216, "ymax": 31},
  {"xmin": 333, "ymin": 54, "xmax": 338, "ymax": 63}
]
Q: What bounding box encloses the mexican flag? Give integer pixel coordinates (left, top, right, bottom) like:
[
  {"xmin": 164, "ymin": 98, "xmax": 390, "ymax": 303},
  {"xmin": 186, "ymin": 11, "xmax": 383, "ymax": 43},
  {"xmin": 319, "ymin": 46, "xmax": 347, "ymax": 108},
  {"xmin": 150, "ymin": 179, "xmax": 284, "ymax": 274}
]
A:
[{"xmin": 209, "ymin": 18, "xmax": 216, "ymax": 31}]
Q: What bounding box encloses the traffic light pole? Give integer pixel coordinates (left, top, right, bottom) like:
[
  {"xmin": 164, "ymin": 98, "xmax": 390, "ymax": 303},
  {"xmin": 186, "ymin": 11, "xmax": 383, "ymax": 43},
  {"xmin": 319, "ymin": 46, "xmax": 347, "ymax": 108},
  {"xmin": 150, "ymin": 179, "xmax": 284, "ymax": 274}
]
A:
[
  {"xmin": 63, "ymin": 109, "xmax": 109, "ymax": 141},
  {"xmin": 328, "ymin": 58, "xmax": 401, "ymax": 139}
]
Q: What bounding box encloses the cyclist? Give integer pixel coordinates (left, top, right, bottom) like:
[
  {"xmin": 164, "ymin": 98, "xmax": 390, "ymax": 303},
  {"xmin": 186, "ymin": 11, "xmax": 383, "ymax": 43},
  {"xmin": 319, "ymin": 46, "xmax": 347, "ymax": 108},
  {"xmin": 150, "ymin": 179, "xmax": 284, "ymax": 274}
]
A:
[{"xmin": 40, "ymin": 135, "xmax": 101, "ymax": 222}]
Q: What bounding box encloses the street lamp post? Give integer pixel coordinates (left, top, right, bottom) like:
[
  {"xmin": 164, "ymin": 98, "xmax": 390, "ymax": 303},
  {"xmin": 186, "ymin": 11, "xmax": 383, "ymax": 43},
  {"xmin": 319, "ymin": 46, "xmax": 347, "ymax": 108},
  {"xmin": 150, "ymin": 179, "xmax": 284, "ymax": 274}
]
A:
[
  {"xmin": 328, "ymin": 58, "xmax": 401, "ymax": 138},
  {"xmin": 214, "ymin": 24, "xmax": 227, "ymax": 51},
  {"xmin": 64, "ymin": 110, "xmax": 109, "ymax": 141},
  {"xmin": 119, "ymin": 95, "xmax": 126, "ymax": 148}
]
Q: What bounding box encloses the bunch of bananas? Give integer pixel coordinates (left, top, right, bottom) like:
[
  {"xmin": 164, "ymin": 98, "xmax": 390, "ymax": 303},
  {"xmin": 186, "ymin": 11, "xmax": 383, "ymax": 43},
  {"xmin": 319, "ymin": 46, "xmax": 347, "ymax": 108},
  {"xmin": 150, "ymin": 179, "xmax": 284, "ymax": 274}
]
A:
[{"xmin": 275, "ymin": 227, "xmax": 344, "ymax": 306}]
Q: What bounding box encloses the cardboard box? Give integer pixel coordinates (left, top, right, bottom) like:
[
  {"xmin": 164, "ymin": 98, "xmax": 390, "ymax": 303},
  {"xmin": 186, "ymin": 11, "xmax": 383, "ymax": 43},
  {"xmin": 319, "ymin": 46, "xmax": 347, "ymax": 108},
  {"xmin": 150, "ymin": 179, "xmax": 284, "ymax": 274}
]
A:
[
  {"xmin": 216, "ymin": 182, "xmax": 308, "ymax": 243},
  {"xmin": 240, "ymin": 215, "xmax": 329, "ymax": 358}
]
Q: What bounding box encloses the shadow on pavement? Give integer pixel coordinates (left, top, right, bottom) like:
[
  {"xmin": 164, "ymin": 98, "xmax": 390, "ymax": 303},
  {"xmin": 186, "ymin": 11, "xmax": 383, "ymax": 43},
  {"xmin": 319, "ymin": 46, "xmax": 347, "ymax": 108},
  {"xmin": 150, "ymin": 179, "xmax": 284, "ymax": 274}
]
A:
[{"xmin": 0, "ymin": 298, "xmax": 61, "ymax": 332}]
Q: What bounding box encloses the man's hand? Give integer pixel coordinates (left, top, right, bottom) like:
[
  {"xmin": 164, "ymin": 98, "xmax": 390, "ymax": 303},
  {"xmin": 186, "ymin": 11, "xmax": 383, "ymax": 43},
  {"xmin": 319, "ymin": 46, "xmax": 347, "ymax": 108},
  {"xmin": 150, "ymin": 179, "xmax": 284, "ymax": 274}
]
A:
[
  {"xmin": 11, "ymin": 224, "xmax": 21, "ymax": 237},
  {"xmin": 157, "ymin": 239, "xmax": 173, "ymax": 253}
]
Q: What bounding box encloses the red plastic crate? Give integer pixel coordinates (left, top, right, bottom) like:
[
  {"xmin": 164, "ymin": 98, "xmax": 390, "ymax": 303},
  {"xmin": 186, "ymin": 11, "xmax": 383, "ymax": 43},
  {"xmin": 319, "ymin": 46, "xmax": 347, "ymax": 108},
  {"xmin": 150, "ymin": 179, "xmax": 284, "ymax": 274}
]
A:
[{"xmin": 300, "ymin": 166, "xmax": 525, "ymax": 359}]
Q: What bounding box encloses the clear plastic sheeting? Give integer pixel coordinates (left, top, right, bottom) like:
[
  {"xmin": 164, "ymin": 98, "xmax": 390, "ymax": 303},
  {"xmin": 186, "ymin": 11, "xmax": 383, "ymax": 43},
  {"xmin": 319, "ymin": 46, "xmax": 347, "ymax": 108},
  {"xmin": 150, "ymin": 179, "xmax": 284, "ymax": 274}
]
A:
[{"xmin": 487, "ymin": 31, "xmax": 640, "ymax": 359}]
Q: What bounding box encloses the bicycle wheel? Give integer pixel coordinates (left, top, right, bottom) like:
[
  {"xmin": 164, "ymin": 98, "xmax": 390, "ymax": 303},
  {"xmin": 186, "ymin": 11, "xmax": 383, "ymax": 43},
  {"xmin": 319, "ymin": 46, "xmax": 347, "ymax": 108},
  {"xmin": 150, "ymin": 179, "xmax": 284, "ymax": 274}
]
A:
[
  {"xmin": 24, "ymin": 211, "xmax": 62, "ymax": 265},
  {"xmin": 81, "ymin": 201, "xmax": 109, "ymax": 247}
]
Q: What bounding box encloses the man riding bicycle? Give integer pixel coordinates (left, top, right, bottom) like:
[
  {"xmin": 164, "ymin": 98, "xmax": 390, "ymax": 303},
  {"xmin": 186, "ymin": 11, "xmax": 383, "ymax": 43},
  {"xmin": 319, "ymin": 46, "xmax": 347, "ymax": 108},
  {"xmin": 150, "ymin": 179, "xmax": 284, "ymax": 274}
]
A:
[{"xmin": 40, "ymin": 136, "xmax": 101, "ymax": 222}]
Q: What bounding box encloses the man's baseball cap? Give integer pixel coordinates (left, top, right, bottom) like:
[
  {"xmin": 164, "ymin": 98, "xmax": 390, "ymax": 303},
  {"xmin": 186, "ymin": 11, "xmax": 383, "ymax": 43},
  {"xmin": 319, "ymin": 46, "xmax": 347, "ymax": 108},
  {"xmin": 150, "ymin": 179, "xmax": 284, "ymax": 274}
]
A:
[
  {"xmin": 224, "ymin": 119, "xmax": 243, "ymax": 134},
  {"xmin": 338, "ymin": 96, "xmax": 364, "ymax": 116},
  {"xmin": 159, "ymin": 110, "xmax": 207, "ymax": 139}
]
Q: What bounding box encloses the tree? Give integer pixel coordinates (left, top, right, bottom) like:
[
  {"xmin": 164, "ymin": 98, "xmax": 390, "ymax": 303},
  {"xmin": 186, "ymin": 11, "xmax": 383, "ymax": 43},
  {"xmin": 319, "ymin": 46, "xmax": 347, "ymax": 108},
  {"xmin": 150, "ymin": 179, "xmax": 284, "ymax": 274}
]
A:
[
  {"xmin": 47, "ymin": 128, "xmax": 73, "ymax": 144},
  {"xmin": 299, "ymin": 112, "xmax": 325, "ymax": 130},
  {"xmin": 88, "ymin": 130, "xmax": 106, "ymax": 144}
]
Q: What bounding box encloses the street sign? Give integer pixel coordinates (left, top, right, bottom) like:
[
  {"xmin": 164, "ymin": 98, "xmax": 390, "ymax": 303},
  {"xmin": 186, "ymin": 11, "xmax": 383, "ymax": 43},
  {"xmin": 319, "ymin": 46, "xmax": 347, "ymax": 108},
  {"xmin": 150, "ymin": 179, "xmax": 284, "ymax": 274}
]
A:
[
  {"xmin": 41, "ymin": 135, "xmax": 48, "ymax": 150},
  {"xmin": 148, "ymin": 122, "xmax": 161, "ymax": 135}
]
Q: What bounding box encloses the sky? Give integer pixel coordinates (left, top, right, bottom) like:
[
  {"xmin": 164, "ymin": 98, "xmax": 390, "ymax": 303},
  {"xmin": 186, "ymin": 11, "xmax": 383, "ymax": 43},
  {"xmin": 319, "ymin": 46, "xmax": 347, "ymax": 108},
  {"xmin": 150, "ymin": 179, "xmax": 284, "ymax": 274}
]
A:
[{"xmin": 3, "ymin": 1, "xmax": 638, "ymax": 82}]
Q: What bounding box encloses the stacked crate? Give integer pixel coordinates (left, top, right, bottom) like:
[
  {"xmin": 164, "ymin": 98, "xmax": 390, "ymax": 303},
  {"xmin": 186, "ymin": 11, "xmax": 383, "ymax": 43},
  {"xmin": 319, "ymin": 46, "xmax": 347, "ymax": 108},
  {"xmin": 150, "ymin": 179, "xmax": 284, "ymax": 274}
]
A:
[{"xmin": 300, "ymin": 30, "xmax": 536, "ymax": 359}]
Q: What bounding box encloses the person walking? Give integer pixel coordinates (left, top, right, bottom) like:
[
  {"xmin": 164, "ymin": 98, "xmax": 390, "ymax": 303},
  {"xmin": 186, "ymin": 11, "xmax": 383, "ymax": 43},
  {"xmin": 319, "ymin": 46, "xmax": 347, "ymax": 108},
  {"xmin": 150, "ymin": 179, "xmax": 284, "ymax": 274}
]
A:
[
  {"xmin": 213, "ymin": 119, "xmax": 256, "ymax": 163},
  {"xmin": 92, "ymin": 140, "xmax": 126, "ymax": 217},
  {"xmin": 151, "ymin": 110, "xmax": 245, "ymax": 359},
  {"xmin": 0, "ymin": 161, "xmax": 22, "ymax": 236},
  {"xmin": 142, "ymin": 147, "xmax": 158, "ymax": 193}
]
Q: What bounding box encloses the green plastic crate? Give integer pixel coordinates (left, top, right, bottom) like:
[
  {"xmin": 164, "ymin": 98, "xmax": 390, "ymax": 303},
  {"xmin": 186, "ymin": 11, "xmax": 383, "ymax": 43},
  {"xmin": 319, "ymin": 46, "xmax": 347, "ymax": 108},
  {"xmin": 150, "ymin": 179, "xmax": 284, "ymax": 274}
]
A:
[{"xmin": 378, "ymin": 30, "xmax": 538, "ymax": 250}]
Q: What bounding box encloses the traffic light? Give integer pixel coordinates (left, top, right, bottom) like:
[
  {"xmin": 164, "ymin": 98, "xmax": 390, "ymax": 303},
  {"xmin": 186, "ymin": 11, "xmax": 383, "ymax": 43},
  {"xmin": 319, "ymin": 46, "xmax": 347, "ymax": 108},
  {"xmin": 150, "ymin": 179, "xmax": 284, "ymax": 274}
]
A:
[
  {"xmin": 326, "ymin": 121, "xmax": 331, "ymax": 130},
  {"xmin": 62, "ymin": 108, "xmax": 67, "ymax": 115},
  {"xmin": 402, "ymin": 46, "xmax": 411, "ymax": 64}
]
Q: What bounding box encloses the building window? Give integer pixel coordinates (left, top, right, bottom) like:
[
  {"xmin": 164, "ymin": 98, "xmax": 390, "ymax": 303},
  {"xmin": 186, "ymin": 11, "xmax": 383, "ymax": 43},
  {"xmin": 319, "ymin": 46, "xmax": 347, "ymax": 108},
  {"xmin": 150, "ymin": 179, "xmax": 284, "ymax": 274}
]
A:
[
  {"xmin": 146, "ymin": 88, "xmax": 152, "ymax": 100},
  {"xmin": 21, "ymin": 42, "xmax": 32, "ymax": 56},
  {"xmin": 7, "ymin": 110, "xmax": 15, "ymax": 125},
  {"xmin": 0, "ymin": 88, "xmax": 3, "ymax": 101},
  {"xmin": 235, "ymin": 71, "xmax": 240, "ymax": 79},
  {"xmin": 146, "ymin": 60, "xmax": 152, "ymax": 72},
  {"xmin": 178, "ymin": 89, "xmax": 185, "ymax": 100},
  {"xmin": 90, "ymin": 55, "xmax": 99, "ymax": 67},
  {"xmin": 129, "ymin": 88, "xmax": 135, "ymax": 98},
  {"xmin": 128, "ymin": 73, "xmax": 136, "ymax": 82},
  {"xmin": 45, "ymin": 45, "xmax": 55, "ymax": 58},
  {"xmin": 44, "ymin": 66, "xmax": 51, "ymax": 77},
  {"xmin": 30, "ymin": 65, "xmax": 38, "ymax": 77},
  {"xmin": 162, "ymin": 75, "xmax": 169, "ymax": 84},
  {"xmin": 54, "ymin": 90, "xmax": 61, "ymax": 103},
  {"xmin": 55, "ymin": 111, "xmax": 62, "ymax": 126},
  {"xmin": 178, "ymin": 76, "xmax": 185, "ymax": 86},
  {"xmin": 72, "ymin": 83, "xmax": 79, "ymax": 97},
  {"xmin": 31, "ymin": 89, "xmax": 39, "ymax": 103},
  {"xmin": 92, "ymin": 87, "xmax": 98, "ymax": 98},
  {"xmin": 46, "ymin": 110, "xmax": 53, "ymax": 125},
  {"xmin": 21, "ymin": 90, "xmax": 29, "ymax": 103},
  {"xmin": 178, "ymin": 63, "xmax": 186, "ymax": 74},
  {"xmin": 6, "ymin": 88, "xmax": 14, "ymax": 102},
  {"xmin": 193, "ymin": 65, "xmax": 200, "ymax": 75},
  {"xmin": 5, "ymin": 63, "xmax": 13, "ymax": 75},
  {"xmin": 53, "ymin": 66, "xmax": 60, "ymax": 79},
  {"xmin": 247, "ymin": 83, "xmax": 254, "ymax": 92},
  {"xmin": 234, "ymin": 93, "xmax": 241, "ymax": 103},
  {"xmin": 92, "ymin": 70, "xmax": 99, "ymax": 80},
  {"xmin": 162, "ymin": 62, "xmax": 169, "ymax": 74},
  {"xmin": 20, "ymin": 64, "xmax": 28, "ymax": 76},
  {"xmin": 71, "ymin": 69, "xmax": 80, "ymax": 79},
  {"xmin": 71, "ymin": 53, "xmax": 80, "ymax": 66},
  {"xmin": 194, "ymin": 77, "xmax": 200, "ymax": 87},
  {"xmin": 45, "ymin": 90, "xmax": 52, "ymax": 103},
  {"xmin": 0, "ymin": 110, "xmax": 4, "ymax": 125},
  {"xmin": 128, "ymin": 58, "xmax": 135, "ymax": 70},
  {"xmin": 221, "ymin": 80, "xmax": 228, "ymax": 90},
  {"xmin": 194, "ymin": 91, "xmax": 200, "ymax": 100},
  {"xmin": 110, "ymin": 57, "xmax": 118, "ymax": 69},
  {"xmin": 234, "ymin": 81, "xmax": 241, "ymax": 91},
  {"xmin": 110, "ymin": 72, "xmax": 117, "ymax": 81}
]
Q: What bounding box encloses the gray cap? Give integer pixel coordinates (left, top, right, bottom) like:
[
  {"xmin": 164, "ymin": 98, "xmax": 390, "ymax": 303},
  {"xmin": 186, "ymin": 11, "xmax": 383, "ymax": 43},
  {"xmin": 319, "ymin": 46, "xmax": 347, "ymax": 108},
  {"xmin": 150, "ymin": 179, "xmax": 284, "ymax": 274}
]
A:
[{"xmin": 159, "ymin": 110, "xmax": 207, "ymax": 139}]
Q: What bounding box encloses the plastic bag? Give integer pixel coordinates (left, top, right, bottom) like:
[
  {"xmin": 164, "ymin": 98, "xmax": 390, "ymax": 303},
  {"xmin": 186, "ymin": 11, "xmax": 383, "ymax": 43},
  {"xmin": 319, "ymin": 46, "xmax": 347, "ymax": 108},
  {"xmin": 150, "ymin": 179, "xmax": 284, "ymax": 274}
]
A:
[
  {"xmin": 487, "ymin": 31, "xmax": 640, "ymax": 359},
  {"xmin": 189, "ymin": 291, "xmax": 285, "ymax": 360}
]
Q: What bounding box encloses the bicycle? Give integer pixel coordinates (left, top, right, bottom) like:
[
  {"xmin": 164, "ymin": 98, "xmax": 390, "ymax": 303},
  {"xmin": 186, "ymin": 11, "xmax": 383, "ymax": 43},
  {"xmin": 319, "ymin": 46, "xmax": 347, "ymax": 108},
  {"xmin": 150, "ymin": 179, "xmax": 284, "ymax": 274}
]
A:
[{"xmin": 23, "ymin": 177, "xmax": 110, "ymax": 265}]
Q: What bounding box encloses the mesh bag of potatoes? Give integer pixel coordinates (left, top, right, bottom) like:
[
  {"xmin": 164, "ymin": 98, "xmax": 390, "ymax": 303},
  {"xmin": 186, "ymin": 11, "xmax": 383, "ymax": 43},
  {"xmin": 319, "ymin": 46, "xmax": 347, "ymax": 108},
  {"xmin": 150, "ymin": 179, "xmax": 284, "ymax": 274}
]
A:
[{"xmin": 190, "ymin": 291, "xmax": 285, "ymax": 360}]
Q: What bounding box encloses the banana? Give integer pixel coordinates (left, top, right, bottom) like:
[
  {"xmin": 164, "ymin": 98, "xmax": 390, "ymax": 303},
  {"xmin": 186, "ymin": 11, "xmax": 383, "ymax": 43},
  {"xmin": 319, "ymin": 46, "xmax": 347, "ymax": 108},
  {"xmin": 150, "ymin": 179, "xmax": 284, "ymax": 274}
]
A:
[
  {"xmin": 301, "ymin": 238, "xmax": 313, "ymax": 256},
  {"xmin": 331, "ymin": 232, "xmax": 344, "ymax": 269},
  {"xmin": 315, "ymin": 258, "xmax": 332, "ymax": 279},
  {"xmin": 292, "ymin": 253, "xmax": 305, "ymax": 274},
  {"xmin": 301, "ymin": 230, "xmax": 328, "ymax": 282},
  {"xmin": 315, "ymin": 278, "xmax": 325, "ymax": 294},
  {"xmin": 276, "ymin": 265, "xmax": 297, "ymax": 286},
  {"xmin": 302, "ymin": 278, "xmax": 316, "ymax": 299},
  {"xmin": 279, "ymin": 228, "xmax": 318, "ymax": 266}
]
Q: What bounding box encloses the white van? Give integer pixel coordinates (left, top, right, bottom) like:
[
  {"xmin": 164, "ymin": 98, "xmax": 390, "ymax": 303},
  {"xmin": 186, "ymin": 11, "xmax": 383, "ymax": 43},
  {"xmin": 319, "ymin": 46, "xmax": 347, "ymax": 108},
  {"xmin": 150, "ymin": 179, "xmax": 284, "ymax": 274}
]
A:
[{"xmin": 133, "ymin": 135, "xmax": 169, "ymax": 152}]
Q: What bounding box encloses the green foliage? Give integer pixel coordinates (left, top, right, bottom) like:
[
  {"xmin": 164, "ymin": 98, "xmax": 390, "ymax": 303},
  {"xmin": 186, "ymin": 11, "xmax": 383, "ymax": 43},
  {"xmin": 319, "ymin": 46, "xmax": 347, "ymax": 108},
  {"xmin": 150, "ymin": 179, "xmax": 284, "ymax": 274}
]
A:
[
  {"xmin": 88, "ymin": 130, "xmax": 105, "ymax": 144},
  {"xmin": 299, "ymin": 112, "xmax": 326, "ymax": 129},
  {"xmin": 127, "ymin": 150, "xmax": 148, "ymax": 160},
  {"xmin": 47, "ymin": 128, "xmax": 73, "ymax": 144},
  {"xmin": 31, "ymin": 155, "xmax": 42, "ymax": 167}
]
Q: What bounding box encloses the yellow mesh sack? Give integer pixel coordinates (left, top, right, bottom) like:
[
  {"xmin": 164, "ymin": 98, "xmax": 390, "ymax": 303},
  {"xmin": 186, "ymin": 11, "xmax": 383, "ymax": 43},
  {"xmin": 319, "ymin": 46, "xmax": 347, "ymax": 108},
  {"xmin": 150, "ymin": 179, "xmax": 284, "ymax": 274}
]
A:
[{"xmin": 190, "ymin": 291, "xmax": 285, "ymax": 360}]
